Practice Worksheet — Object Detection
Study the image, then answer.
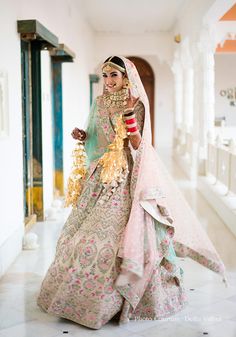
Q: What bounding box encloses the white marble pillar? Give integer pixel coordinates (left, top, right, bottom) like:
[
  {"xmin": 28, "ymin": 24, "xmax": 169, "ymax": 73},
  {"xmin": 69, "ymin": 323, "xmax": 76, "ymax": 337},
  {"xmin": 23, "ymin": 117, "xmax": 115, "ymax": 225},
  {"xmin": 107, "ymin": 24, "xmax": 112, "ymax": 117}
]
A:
[
  {"xmin": 202, "ymin": 52, "xmax": 215, "ymax": 144},
  {"xmin": 172, "ymin": 53, "xmax": 183, "ymax": 128},
  {"xmin": 183, "ymin": 67, "xmax": 194, "ymax": 132},
  {"xmin": 172, "ymin": 52, "xmax": 184, "ymax": 151},
  {"xmin": 181, "ymin": 39, "xmax": 194, "ymax": 133},
  {"xmin": 172, "ymin": 41, "xmax": 197, "ymax": 179},
  {"xmin": 197, "ymin": 26, "xmax": 216, "ymax": 174}
]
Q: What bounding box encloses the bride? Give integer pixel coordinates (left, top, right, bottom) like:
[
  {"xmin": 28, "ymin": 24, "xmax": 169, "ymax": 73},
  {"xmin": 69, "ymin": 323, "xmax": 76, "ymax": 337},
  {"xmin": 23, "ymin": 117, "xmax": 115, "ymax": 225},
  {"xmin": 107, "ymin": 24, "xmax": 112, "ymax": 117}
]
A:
[{"xmin": 37, "ymin": 56, "xmax": 225, "ymax": 329}]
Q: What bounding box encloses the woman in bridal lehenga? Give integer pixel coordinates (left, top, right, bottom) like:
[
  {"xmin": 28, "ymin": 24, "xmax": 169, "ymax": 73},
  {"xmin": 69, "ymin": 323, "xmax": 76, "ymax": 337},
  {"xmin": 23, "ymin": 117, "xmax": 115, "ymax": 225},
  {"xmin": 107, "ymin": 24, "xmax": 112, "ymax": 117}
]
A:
[{"xmin": 37, "ymin": 56, "xmax": 226, "ymax": 329}]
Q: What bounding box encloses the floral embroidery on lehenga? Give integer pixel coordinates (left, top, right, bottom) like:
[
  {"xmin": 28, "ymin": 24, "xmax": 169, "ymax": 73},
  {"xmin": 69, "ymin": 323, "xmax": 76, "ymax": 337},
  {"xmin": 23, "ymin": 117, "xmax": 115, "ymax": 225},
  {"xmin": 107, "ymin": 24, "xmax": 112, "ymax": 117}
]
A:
[{"xmin": 37, "ymin": 98, "xmax": 187, "ymax": 329}]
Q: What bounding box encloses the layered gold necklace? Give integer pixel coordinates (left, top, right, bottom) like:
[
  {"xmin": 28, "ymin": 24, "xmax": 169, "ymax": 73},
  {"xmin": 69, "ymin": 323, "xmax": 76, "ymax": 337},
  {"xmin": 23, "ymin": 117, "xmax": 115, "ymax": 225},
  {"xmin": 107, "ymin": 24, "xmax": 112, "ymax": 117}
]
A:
[{"xmin": 103, "ymin": 88, "xmax": 129, "ymax": 108}]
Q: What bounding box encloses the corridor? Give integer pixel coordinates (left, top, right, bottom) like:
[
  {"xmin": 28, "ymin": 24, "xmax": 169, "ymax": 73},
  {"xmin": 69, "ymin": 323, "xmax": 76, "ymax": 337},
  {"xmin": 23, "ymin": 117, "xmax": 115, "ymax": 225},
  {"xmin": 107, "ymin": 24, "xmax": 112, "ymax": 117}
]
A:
[{"xmin": 1, "ymin": 0, "xmax": 236, "ymax": 335}]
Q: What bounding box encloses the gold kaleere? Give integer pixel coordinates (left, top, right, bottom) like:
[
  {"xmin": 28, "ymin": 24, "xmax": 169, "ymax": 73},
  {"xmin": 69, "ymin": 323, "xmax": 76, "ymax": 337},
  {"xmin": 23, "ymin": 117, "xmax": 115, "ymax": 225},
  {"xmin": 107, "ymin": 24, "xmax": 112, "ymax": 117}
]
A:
[
  {"xmin": 65, "ymin": 141, "xmax": 87, "ymax": 208},
  {"xmin": 98, "ymin": 115, "xmax": 128, "ymax": 184}
]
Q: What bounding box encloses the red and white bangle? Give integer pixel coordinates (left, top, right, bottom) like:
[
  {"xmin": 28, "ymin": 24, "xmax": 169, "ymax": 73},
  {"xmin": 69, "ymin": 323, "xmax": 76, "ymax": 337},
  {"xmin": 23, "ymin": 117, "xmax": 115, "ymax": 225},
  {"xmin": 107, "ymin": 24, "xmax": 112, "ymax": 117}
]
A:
[{"xmin": 123, "ymin": 108, "xmax": 139, "ymax": 135}]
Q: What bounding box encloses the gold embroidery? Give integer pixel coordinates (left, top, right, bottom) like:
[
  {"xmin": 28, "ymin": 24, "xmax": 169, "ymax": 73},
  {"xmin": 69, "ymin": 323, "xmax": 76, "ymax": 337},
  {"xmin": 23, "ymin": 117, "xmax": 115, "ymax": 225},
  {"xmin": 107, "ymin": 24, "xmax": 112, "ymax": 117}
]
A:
[
  {"xmin": 65, "ymin": 142, "xmax": 87, "ymax": 208},
  {"xmin": 98, "ymin": 115, "xmax": 128, "ymax": 185}
]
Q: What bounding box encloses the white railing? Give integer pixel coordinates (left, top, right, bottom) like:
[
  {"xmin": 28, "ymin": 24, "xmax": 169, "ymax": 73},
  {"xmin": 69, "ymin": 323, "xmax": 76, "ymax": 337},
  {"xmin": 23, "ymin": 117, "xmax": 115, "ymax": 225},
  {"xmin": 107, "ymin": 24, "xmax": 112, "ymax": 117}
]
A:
[
  {"xmin": 206, "ymin": 134, "xmax": 236, "ymax": 196},
  {"xmin": 174, "ymin": 128, "xmax": 192, "ymax": 155},
  {"xmin": 174, "ymin": 127, "xmax": 186, "ymax": 155},
  {"xmin": 230, "ymin": 151, "xmax": 236, "ymax": 195},
  {"xmin": 173, "ymin": 127, "xmax": 198, "ymax": 180},
  {"xmin": 185, "ymin": 132, "xmax": 192, "ymax": 157},
  {"xmin": 174, "ymin": 127, "xmax": 236, "ymax": 190}
]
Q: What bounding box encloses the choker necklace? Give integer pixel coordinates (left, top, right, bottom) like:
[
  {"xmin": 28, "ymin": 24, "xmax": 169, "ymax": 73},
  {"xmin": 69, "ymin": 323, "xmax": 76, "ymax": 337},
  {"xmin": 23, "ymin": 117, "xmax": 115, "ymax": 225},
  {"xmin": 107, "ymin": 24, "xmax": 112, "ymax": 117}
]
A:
[{"xmin": 103, "ymin": 88, "xmax": 129, "ymax": 108}]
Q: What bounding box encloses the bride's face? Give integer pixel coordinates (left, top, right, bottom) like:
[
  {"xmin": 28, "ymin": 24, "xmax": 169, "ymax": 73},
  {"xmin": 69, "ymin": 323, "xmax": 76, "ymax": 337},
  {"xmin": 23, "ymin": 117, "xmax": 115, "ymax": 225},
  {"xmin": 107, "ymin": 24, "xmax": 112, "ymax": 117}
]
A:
[{"xmin": 102, "ymin": 67, "xmax": 125, "ymax": 93}]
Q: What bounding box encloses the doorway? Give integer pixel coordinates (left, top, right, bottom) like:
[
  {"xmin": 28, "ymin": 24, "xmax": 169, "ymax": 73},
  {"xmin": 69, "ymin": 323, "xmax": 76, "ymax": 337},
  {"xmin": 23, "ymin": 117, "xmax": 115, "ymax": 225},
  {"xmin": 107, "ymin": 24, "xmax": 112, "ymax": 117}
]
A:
[
  {"xmin": 127, "ymin": 56, "xmax": 155, "ymax": 145},
  {"xmin": 18, "ymin": 20, "xmax": 59, "ymax": 222},
  {"xmin": 50, "ymin": 44, "xmax": 76, "ymax": 197},
  {"xmin": 21, "ymin": 40, "xmax": 35, "ymax": 225}
]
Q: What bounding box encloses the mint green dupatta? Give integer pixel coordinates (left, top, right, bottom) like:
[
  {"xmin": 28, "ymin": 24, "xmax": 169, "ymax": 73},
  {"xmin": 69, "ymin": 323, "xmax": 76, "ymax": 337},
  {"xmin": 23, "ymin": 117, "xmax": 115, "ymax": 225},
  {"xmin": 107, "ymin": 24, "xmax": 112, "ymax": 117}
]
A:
[{"xmin": 84, "ymin": 99, "xmax": 101, "ymax": 166}]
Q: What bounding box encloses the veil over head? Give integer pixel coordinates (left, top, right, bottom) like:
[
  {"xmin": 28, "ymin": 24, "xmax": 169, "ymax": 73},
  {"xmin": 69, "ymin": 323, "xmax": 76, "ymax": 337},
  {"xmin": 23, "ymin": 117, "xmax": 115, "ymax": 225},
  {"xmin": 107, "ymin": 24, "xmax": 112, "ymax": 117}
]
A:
[{"xmin": 110, "ymin": 56, "xmax": 226, "ymax": 308}]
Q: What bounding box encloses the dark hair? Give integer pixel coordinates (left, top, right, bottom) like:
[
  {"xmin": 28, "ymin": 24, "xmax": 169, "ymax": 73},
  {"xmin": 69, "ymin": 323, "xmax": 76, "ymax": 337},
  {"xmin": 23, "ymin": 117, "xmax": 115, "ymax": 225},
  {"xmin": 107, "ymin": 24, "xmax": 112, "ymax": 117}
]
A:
[{"xmin": 104, "ymin": 56, "xmax": 126, "ymax": 72}]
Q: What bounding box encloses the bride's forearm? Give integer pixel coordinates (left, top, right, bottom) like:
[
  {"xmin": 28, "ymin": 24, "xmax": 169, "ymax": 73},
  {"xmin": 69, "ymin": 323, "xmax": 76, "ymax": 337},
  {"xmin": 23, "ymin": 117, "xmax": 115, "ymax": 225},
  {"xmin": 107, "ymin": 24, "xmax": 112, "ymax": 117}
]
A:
[
  {"xmin": 128, "ymin": 132, "xmax": 141, "ymax": 150},
  {"xmin": 123, "ymin": 107, "xmax": 142, "ymax": 150}
]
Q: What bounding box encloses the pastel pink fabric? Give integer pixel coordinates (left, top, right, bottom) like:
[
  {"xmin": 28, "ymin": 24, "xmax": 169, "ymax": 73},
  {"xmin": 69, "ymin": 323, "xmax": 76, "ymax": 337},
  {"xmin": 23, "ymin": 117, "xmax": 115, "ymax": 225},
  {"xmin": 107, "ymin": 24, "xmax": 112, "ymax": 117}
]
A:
[{"xmin": 115, "ymin": 57, "xmax": 226, "ymax": 309}]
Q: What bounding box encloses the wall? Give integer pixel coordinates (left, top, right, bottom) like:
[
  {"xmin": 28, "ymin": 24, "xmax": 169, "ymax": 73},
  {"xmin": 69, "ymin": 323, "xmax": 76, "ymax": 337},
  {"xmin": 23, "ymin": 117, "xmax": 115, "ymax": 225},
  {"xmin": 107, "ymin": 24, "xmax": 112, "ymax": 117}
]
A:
[
  {"xmin": 0, "ymin": 0, "xmax": 94, "ymax": 277},
  {"xmin": 0, "ymin": 0, "xmax": 24, "ymax": 276},
  {"xmin": 145, "ymin": 55, "xmax": 174, "ymax": 149},
  {"xmin": 215, "ymin": 53, "xmax": 236, "ymax": 126},
  {"xmin": 94, "ymin": 32, "xmax": 173, "ymax": 65}
]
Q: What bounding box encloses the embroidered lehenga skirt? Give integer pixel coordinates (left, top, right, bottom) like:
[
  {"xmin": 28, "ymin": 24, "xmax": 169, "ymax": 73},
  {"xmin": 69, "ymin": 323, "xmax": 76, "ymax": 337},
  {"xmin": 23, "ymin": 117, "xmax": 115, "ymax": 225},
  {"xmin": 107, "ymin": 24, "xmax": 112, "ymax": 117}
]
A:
[{"xmin": 37, "ymin": 144, "xmax": 187, "ymax": 329}]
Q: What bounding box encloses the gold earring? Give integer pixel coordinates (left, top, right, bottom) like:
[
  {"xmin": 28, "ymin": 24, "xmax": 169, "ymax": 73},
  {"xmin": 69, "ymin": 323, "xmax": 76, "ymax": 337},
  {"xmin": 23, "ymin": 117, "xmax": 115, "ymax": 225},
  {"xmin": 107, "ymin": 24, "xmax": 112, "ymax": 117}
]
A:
[{"xmin": 123, "ymin": 78, "xmax": 131, "ymax": 89}]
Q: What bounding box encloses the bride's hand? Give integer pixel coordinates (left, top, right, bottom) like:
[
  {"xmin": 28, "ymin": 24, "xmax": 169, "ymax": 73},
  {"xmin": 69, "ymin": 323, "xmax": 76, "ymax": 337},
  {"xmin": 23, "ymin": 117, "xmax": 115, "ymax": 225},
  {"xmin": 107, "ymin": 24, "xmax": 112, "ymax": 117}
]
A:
[
  {"xmin": 126, "ymin": 89, "xmax": 139, "ymax": 110},
  {"xmin": 71, "ymin": 128, "xmax": 86, "ymax": 141}
]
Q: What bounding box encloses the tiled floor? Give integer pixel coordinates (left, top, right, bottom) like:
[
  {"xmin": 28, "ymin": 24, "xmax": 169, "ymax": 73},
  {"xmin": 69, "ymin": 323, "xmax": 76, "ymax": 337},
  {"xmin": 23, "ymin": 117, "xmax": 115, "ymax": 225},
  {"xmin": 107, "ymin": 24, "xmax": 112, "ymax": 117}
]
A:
[{"xmin": 0, "ymin": 147, "xmax": 236, "ymax": 337}]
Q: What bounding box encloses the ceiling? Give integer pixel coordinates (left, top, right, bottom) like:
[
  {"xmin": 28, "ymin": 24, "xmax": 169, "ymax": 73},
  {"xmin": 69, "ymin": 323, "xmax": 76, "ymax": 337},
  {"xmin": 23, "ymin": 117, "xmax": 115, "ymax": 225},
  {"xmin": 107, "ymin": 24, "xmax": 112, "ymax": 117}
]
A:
[
  {"xmin": 217, "ymin": 3, "xmax": 236, "ymax": 53},
  {"xmin": 80, "ymin": 0, "xmax": 187, "ymax": 34},
  {"xmin": 220, "ymin": 3, "xmax": 236, "ymax": 21}
]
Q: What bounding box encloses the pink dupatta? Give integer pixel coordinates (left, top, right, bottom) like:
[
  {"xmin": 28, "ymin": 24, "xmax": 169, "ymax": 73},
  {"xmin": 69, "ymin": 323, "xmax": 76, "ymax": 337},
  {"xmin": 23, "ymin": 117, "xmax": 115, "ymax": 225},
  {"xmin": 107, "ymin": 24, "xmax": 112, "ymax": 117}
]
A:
[{"xmin": 114, "ymin": 57, "xmax": 226, "ymax": 310}]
